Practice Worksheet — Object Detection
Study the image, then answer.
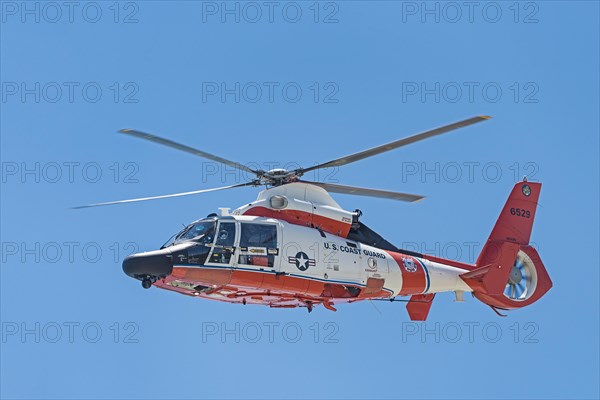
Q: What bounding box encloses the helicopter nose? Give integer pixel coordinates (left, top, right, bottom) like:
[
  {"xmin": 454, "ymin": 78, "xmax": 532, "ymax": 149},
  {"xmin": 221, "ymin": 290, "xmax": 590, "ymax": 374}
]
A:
[{"xmin": 122, "ymin": 250, "xmax": 173, "ymax": 280}]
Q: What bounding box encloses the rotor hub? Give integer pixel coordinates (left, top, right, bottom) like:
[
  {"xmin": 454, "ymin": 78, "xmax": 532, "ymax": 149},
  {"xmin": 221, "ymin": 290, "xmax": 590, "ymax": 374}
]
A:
[
  {"xmin": 508, "ymin": 265, "xmax": 523, "ymax": 285},
  {"xmin": 261, "ymin": 168, "xmax": 300, "ymax": 186}
]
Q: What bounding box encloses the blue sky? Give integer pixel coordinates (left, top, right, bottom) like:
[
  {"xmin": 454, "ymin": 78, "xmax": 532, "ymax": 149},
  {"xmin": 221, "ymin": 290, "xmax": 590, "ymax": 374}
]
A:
[{"xmin": 1, "ymin": 1, "xmax": 598, "ymax": 399}]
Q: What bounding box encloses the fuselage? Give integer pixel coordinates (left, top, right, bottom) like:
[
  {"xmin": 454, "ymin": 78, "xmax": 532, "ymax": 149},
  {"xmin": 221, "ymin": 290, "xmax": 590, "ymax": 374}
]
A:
[{"xmin": 124, "ymin": 214, "xmax": 473, "ymax": 310}]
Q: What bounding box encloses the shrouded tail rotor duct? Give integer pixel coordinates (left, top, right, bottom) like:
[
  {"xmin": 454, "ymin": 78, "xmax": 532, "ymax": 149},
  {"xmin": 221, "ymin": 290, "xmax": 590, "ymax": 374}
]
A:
[
  {"xmin": 461, "ymin": 245, "xmax": 552, "ymax": 310},
  {"xmin": 504, "ymin": 250, "xmax": 538, "ymax": 301}
]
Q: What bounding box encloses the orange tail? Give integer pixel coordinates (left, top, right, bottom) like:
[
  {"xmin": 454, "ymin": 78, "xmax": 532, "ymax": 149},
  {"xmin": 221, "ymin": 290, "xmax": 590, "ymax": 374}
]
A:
[{"xmin": 461, "ymin": 180, "xmax": 552, "ymax": 311}]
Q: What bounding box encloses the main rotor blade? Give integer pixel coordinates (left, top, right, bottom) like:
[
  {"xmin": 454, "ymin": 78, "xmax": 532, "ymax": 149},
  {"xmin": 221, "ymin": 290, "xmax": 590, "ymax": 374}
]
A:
[
  {"xmin": 300, "ymin": 180, "xmax": 424, "ymax": 202},
  {"xmin": 72, "ymin": 182, "xmax": 257, "ymax": 209},
  {"xmin": 119, "ymin": 129, "xmax": 261, "ymax": 176},
  {"xmin": 299, "ymin": 116, "xmax": 491, "ymax": 175}
]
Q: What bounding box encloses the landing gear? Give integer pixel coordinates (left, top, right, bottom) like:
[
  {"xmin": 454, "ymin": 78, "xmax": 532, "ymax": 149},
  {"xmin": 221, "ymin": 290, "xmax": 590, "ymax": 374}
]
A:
[
  {"xmin": 306, "ymin": 301, "xmax": 313, "ymax": 313},
  {"xmin": 141, "ymin": 279, "xmax": 152, "ymax": 289}
]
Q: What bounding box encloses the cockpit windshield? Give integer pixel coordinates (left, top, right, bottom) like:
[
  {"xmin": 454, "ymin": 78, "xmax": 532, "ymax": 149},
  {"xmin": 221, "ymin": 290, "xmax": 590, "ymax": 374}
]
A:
[
  {"xmin": 176, "ymin": 220, "xmax": 216, "ymax": 244},
  {"xmin": 161, "ymin": 219, "xmax": 216, "ymax": 248},
  {"xmin": 161, "ymin": 233, "xmax": 178, "ymax": 249}
]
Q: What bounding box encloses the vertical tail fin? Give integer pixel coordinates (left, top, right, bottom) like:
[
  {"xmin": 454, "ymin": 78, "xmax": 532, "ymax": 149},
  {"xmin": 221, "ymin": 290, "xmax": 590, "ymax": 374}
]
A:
[
  {"xmin": 476, "ymin": 180, "xmax": 541, "ymax": 268},
  {"xmin": 483, "ymin": 181, "xmax": 541, "ymax": 247},
  {"xmin": 460, "ymin": 180, "xmax": 552, "ymax": 311},
  {"xmin": 475, "ymin": 181, "xmax": 542, "ymax": 267}
]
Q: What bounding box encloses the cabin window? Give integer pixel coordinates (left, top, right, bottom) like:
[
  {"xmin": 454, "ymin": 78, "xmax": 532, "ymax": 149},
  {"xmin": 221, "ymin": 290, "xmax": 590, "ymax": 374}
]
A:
[
  {"xmin": 238, "ymin": 223, "xmax": 278, "ymax": 268},
  {"xmin": 240, "ymin": 223, "xmax": 277, "ymax": 248}
]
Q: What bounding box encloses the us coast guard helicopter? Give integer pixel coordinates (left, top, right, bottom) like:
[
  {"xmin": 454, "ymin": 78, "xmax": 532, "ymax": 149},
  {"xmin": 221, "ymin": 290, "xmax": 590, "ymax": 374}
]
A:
[{"xmin": 75, "ymin": 116, "xmax": 552, "ymax": 320}]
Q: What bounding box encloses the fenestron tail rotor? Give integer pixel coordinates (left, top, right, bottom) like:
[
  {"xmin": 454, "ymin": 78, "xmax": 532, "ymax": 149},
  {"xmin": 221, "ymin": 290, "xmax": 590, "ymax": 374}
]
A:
[
  {"xmin": 73, "ymin": 116, "xmax": 491, "ymax": 209},
  {"xmin": 504, "ymin": 251, "xmax": 538, "ymax": 301}
]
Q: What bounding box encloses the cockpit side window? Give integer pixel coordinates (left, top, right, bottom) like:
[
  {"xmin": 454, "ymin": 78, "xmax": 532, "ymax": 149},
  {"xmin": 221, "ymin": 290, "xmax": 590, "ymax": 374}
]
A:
[
  {"xmin": 215, "ymin": 222, "xmax": 236, "ymax": 247},
  {"xmin": 209, "ymin": 222, "xmax": 236, "ymax": 264}
]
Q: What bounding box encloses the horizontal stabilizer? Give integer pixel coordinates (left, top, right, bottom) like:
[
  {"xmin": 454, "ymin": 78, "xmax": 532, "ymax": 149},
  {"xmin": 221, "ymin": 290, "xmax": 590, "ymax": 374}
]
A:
[
  {"xmin": 406, "ymin": 294, "xmax": 436, "ymax": 321},
  {"xmin": 462, "ymin": 241, "xmax": 520, "ymax": 295}
]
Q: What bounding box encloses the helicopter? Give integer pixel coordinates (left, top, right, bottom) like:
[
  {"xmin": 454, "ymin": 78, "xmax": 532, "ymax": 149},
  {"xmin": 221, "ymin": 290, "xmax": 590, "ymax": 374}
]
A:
[{"xmin": 75, "ymin": 116, "xmax": 552, "ymax": 320}]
